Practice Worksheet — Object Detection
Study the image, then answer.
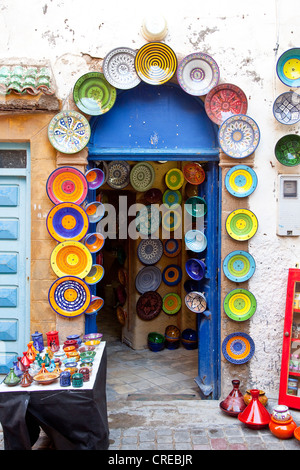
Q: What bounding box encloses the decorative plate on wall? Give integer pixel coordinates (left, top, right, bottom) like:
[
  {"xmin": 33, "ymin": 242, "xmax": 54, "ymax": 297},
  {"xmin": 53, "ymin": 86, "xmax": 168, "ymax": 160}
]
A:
[
  {"xmin": 223, "ymin": 250, "xmax": 256, "ymax": 283},
  {"xmin": 135, "ymin": 266, "xmax": 162, "ymax": 294},
  {"xmin": 224, "ymin": 288, "xmax": 257, "ymax": 322},
  {"xmin": 136, "ymin": 205, "xmax": 161, "ymax": 235},
  {"xmin": 137, "ymin": 237, "xmax": 163, "ymax": 265},
  {"xmin": 273, "ymin": 91, "xmax": 300, "ymax": 125},
  {"xmin": 205, "ymin": 83, "xmax": 248, "ymax": 125},
  {"xmin": 48, "ymin": 276, "xmax": 91, "ymax": 318},
  {"xmin": 163, "ymin": 189, "xmax": 182, "ymax": 208},
  {"xmin": 222, "ymin": 332, "xmax": 255, "ymax": 365},
  {"xmin": 225, "ymin": 165, "xmax": 258, "ymax": 197},
  {"xmin": 85, "ymin": 295, "xmax": 104, "ymax": 314},
  {"xmin": 103, "ymin": 47, "xmax": 141, "ymax": 89},
  {"xmin": 218, "ymin": 114, "xmax": 260, "ymax": 159},
  {"xmin": 162, "ymin": 264, "xmax": 182, "ymax": 286},
  {"xmin": 130, "ymin": 162, "xmax": 155, "ymax": 192},
  {"xmin": 84, "ymin": 232, "xmax": 105, "ymax": 253},
  {"xmin": 46, "ymin": 203, "xmax": 89, "ymax": 242},
  {"xmin": 162, "ymin": 293, "xmax": 181, "ymax": 315},
  {"xmin": 144, "ymin": 188, "xmax": 162, "ymax": 204},
  {"xmin": 185, "ymin": 258, "xmax": 206, "ymax": 280},
  {"xmin": 84, "ymin": 264, "xmax": 105, "ymax": 285},
  {"xmin": 185, "ymin": 196, "xmax": 207, "ymax": 217},
  {"xmin": 276, "ymin": 48, "xmax": 300, "ymax": 87},
  {"xmin": 162, "ymin": 210, "xmax": 181, "ymax": 232},
  {"xmin": 73, "ymin": 72, "xmax": 117, "ymax": 115},
  {"xmin": 177, "ymin": 52, "xmax": 220, "ymax": 96},
  {"xmin": 182, "ymin": 162, "xmax": 205, "ymax": 185},
  {"xmin": 85, "ymin": 168, "xmax": 105, "ymax": 190},
  {"xmin": 165, "ymin": 168, "xmax": 184, "ymax": 190},
  {"xmin": 107, "ymin": 161, "xmax": 131, "ymax": 189},
  {"xmin": 46, "ymin": 166, "xmax": 88, "ymax": 205},
  {"xmin": 225, "ymin": 209, "xmax": 258, "ymax": 241},
  {"xmin": 85, "ymin": 201, "xmax": 105, "ymax": 223},
  {"xmin": 185, "ymin": 291, "xmax": 207, "ymax": 313},
  {"xmin": 136, "ymin": 291, "xmax": 162, "ymax": 321},
  {"xmin": 48, "ymin": 111, "xmax": 91, "ymax": 154},
  {"xmin": 275, "ymin": 134, "xmax": 300, "ymax": 166},
  {"xmin": 50, "ymin": 241, "xmax": 93, "ymax": 279},
  {"xmin": 135, "ymin": 42, "xmax": 177, "ymax": 85},
  {"xmin": 163, "ymin": 238, "xmax": 182, "ymax": 257},
  {"xmin": 185, "ymin": 230, "xmax": 207, "ymax": 252}
]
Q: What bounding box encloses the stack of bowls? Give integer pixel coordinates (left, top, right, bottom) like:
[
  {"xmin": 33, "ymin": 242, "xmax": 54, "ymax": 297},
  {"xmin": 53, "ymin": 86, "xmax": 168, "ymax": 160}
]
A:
[
  {"xmin": 181, "ymin": 328, "xmax": 198, "ymax": 350},
  {"xmin": 147, "ymin": 332, "xmax": 165, "ymax": 352},
  {"xmin": 164, "ymin": 325, "xmax": 181, "ymax": 349}
]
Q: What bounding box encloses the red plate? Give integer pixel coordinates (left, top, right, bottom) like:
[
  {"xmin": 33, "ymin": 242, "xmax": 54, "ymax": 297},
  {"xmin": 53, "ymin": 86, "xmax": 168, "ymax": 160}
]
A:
[
  {"xmin": 183, "ymin": 163, "xmax": 205, "ymax": 185},
  {"xmin": 205, "ymin": 83, "xmax": 248, "ymax": 125}
]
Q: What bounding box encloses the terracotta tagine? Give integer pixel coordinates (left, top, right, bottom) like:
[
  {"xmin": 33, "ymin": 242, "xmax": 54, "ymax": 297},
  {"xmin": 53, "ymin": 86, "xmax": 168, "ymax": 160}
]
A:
[
  {"xmin": 238, "ymin": 389, "xmax": 271, "ymax": 429},
  {"xmin": 269, "ymin": 415, "xmax": 297, "ymax": 439},
  {"xmin": 20, "ymin": 369, "xmax": 33, "ymax": 387},
  {"xmin": 219, "ymin": 380, "xmax": 247, "ymax": 417},
  {"xmin": 244, "ymin": 389, "xmax": 268, "ymax": 407}
]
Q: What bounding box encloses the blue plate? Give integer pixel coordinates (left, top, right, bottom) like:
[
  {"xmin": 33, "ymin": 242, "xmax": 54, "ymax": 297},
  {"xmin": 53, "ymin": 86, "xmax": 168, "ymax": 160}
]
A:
[
  {"xmin": 276, "ymin": 48, "xmax": 300, "ymax": 87},
  {"xmin": 223, "ymin": 250, "xmax": 256, "ymax": 283},
  {"xmin": 222, "ymin": 332, "xmax": 255, "ymax": 365},
  {"xmin": 273, "ymin": 92, "xmax": 300, "ymax": 125},
  {"xmin": 225, "ymin": 165, "xmax": 258, "ymax": 198},
  {"xmin": 162, "ymin": 265, "xmax": 182, "ymax": 286}
]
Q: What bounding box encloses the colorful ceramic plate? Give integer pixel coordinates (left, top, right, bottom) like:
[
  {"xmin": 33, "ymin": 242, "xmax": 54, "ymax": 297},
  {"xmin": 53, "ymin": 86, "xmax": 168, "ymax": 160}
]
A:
[
  {"xmin": 218, "ymin": 114, "xmax": 260, "ymax": 159},
  {"xmin": 182, "ymin": 162, "xmax": 205, "ymax": 185},
  {"xmin": 275, "ymin": 134, "xmax": 300, "ymax": 166},
  {"xmin": 185, "ymin": 196, "xmax": 207, "ymax": 217},
  {"xmin": 162, "ymin": 210, "xmax": 181, "ymax": 232},
  {"xmin": 46, "ymin": 203, "xmax": 89, "ymax": 242},
  {"xmin": 46, "ymin": 166, "xmax": 88, "ymax": 205},
  {"xmin": 73, "ymin": 72, "xmax": 117, "ymax": 115},
  {"xmin": 162, "ymin": 293, "xmax": 181, "ymax": 315},
  {"xmin": 85, "ymin": 201, "xmax": 105, "ymax": 223},
  {"xmin": 33, "ymin": 372, "xmax": 60, "ymax": 385},
  {"xmin": 224, "ymin": 288, "xmax": 257, "ymax": 322},
  {"xmin": 48, "ymin": 111, "xmax": 91, "ymax": 154},
  {"xmin": 85, "ymin": 168, "xmax": 105, "ymax": 189},
  {"xmin": 107, "ymin": 161, "xmax": 131, "ymax": 189},
  {"xmin": 185, "ymin": 258, "xmax": 206, "ymax": 280},
  {"xmin": 136, "ymin": 205, "xmax": 161, "ymax": 235},
  {"xmin": 185, "ymin": 291, "xmax": 207, "ymax": 313},
  {"xmin": 223, "ymin": 250, "xmax": 256, "ymax": 283},
  {"xmin": 165, "ymin": 168, "xmax": 184, "ymax": 190},
  {"xmin": 135, "ymin": 42, "xmax": 177, "ymax": 85},
  {"xmin": 103, "ymin": 47, "xmax": 141, "ymax": 90},
  {"xmin": 273, "ymin": 92, "xmax": 300, "ymax": 125},
  {"xmin": 50, "ymin": 241, "xmax": 93, "ymax": 278},
  {"xmin": 177, "ymin": 53, "xmax": 220, "ymax": 96},
  {"xmin": 137, "ymin": 238, "xmax": 163, "ymax": 265},
  {"xmin": 130, "ymin": 162, "xmax": 155, "ymax": 192},
  {"xmin": 222, "ymin": 332, "xmax": 255, "ymax": 364},
  {"xmin": 205, "ymin": 83, "xmax": 248, "ymax": 125},
  {"xmin": 135, "ymin": 266, "xmax": 162, "ymax": 294},
  {"xmin": 84, "ymin": 232, "xmax": 105, "ymax": 253},
  {"xmin": 276, "ymin": 48, "xmax": 300, "ymax": 87},
  {"xmin": 162, "ymin": 264, "xmax": 182, "ymax": 286},
  {"xmin": 225, "ymin": 165, "xmax": 258, "ymax": 197},
  {"xmin": 118, "ymin": 268, "xmax": 128, "ymax": 286},
  {"xmin": 48, "ymin": 276, "xmax": 91, "ymax": 318},
  {"xmin": 85, "ymin": 264, "xmax": 105, "ymax": 285},
  {"xmin": 163, "ymin": 189, "xmax": 182, "ymax": 208},
  {"xmin": 117, "ymin": 306, "xmax": 127, "ymax": 326},
  {"xmin": 85, "ymin": 295, "xmax": 104, "ymax": 314},
  {"xmin": 136, "ymin": 291, "xmax": 162, "ymax": 321},
  {"xmin": 163, "ymin": 238, "xmax": 182, "ymax": 257},
  {"xmin": 185, "ymin": 230, "xmax": 207, "ymax": 252},
  {"xmin": 226, "ymin": 209, "xmax": 258, "ymax": 241}
]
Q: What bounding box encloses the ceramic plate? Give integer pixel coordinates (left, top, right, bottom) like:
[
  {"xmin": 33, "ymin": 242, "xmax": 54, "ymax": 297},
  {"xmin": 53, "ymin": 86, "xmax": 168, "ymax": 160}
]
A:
[
  {"xmin": 135, "ymin": 42, "xmax": 177, "ymax": 85},
  {"xmin": 130, "ymin": 162, "xmax": 155, "ymax": 192},
  {"xmin": 162, "ymin": 293, "xmax": 181, "ymax": 315},
  {"xmin": 185, "ymin": 291, "xmax": 207, "ymax": 313},
  {"xmin": 275, "ymin": 134, "xmax": 300, "ymax": 166},
  {"xmin": 84, "ymin": 232, "xmax": 105, "ymax": 253},
  {"xmin": 50, "ymin": 241, "xmax": 93, "ymax": 278},
  {"xmin": 225, "ymin": 209, "xmax": 258, "ymax": 241},
  {"xmin": 163, "ymin": 238, "xmax": 181, "ymax": 257},
  {"xmin": 85, "ymin": 264, "xmax": 105, "ymax": 285},
  {"xmin": 222, "ymin": 332, "xmax": 255, "ymax": 364},
  {"xmin": 205, "ymin": 83, "xmax": 248, "ymax": 125},
  {"xmin": 103, "ymin": 47, "xmax": 141, "ymax": 89},
  {"xmin": 225, "ymin": 165, "xmax": 258, "ymax": 197},
  {"xmin": 48, "ymin": 276, "xmax": 91, "ymax": 318},
  {"xmin": 182, "ymin": 162, "xmax": 205, "ymax": 185},
  {"xmin": 85, "ymin": 295, "xmax": 104, "ymax": 314},
  {"xmin": 185, "ymin": 258, "xmax": 206, "ymax": 280},
  {"xmin": 218, "ymin": 114, "xmax": 260, "ymax": 159},
  {"xmin": 137, "ymin": 238, "xmax": 163, "ymax": 265},
  {"xmin": 224, "ymin": 288, "xmax": 257, "ymax": 321},
  {"xmin": 73, "ymin": 72, "xmax": 117, "ymax": 115},
  {"xmin": 117, "ymin": 306, "xmax": 126, "ymax": 325},
  {"xmin": 162, "ymin": 264, "xmax": 182, "ymax": 286},
  {"xmin": 48, "ymin": 111, "xmax": 91, "ymax": 154},
  {"xmin": 185, "ymin": 196, "xmax": 207, "ymax": 217},
  {"xmin": 46, "ymin": 203, "xmax": 89, "ymax": 242},
  {"xmin": 273, "ymin": 91, "xmax": 300, "ymax": 125},
  {"xmin": 223, "ymin": 250, "xmax": 256, "ymax": 283},
  {"xmin": 46, "ymin": 166, "xmax": 89, "ymax": 205},
  {"xmin": 85, "ymin": 201, "xmax": 105, "ymax": 223},
  {"xmin": 136, "ymin": 291, "xmax": 162, "ymax": 321},
  {"xmin": 136, "ymin": 205, "xmax": 161, "ymax": 235},
  {"xmin": 185, "ymin": 229, "xmax": 207, "ymax": 252},
  {"xmin": 276, "ymin": 48, "xmax": 300, "ymax": 87},
  {"xmin": 85, "ymin": 168, "xmax": 105, "ymax": 189},
  {"xmin": 177, "ymin": 52, "xmax": 220, "ymax": 96},
  {"xmin": 162, "ymin": 210, "xmax": 181, "ymax": 232},
  {"xmin": 107, "ymin": 161, "xmax": 131, "ymax": 189},
  {"xmin": 163, "ymin": 189, "xmax": 182, "ymax": 208},
  {"xmin": 135, "ymin": 266, "xmax": 162, "ymax": 294},
  {"xmin": 165, "ymin": 168, "xmax": 184, "ymax": 190}
]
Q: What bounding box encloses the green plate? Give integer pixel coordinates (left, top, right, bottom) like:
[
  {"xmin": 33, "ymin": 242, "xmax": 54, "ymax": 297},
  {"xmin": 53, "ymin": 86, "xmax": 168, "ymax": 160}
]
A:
[
  {"xmin": 73, "ymin": 72, "xmax": 117, "ymax": 116},
  {"xmin": 130, "ymin": 162, "xmax": 155, "ymax": 192},
  {"xmin": 162, "ymin": 293, "xmax": 182, "ymax": 315},
  {"xmin": 275, "ymin": 134, "xmax": 300, "ymax": 166},
  {"xmin": 185, "ymin": 196, "xmax": 207, "ymax": 217},
  {"xmin": 224, "ymin": 288, "xmax": 257, "ymax": 321}
]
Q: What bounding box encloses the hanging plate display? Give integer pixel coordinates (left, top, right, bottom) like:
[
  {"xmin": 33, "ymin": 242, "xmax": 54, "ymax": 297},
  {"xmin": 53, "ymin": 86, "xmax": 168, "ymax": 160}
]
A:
[
  {"xmin": 135, "ymin": 42, "xmax": 177, "ymax": 85},
  {"xmin": 85, "ymin": 201, "xmax": 105, "ymax": 224},
  {"xmin": 275, "ymin": 134, "xmax": 300, "ymax": 166},
  {"xmin": 137, "ymin": 238, "xmax": 163, "ymax": 265},
  {"xmin": 135, "ymin": 266, "xmax": 162, "ymax": 294},
  {"xmin": 205, "ymin": 83, "xmax": 248, "ymax": 125},
  {"xmin": 162, "ymin": 210, "xmax": 181, "ymax": 232},
  {"xmin": 185, "ymin": 258, "xmax": 206, "ymax": 280},
  {"xmin": 222, "ymin": 332, "xmax": 255, "ymax": 365},
  {"xmin": 162, "ymin": 293, "xmax": 181, "ymax": 315},
  {"xmin": 85, "ymin": 295, "xmax": 104, "ymax": 314},
  {"xmin": 103, "ymin": 47, "xmax": 141, "ymax": 90},
  {"xmin": 136, "ymin": 205, "xmax": 161, "ymax": 235},
  {"xmin": 223, "ymin": 250, "xmax": 256, "ymax": 283},
  {"xmin": 218, "ymin": 114, "xmax": 260, "ymax": 159},
  {"xmin": 185, "ymin": 291, "xmax": 207, "ymax": 313},
  {"xmin": 85, "ymin": 168, "xmax": 105, "ymax": 190},
  {"xmin": 224, "ymin": 288, "xmax": 257, "ymax": 322},
  {"xmin": 182, "ymin": 162, "xmax": 205, "ymax": 185},
  {"xmin": 163, "ymin": 189, "xmax": 182, "ymax": 208},
  {"xmin": 73, "ymin": 72, "xmax": 117, "ymax": 115},
  {"xmin": 163, "ymin": 238, "xmax": 181, "ymax": 257},
  {"xmin": 50, "ymin": 241, "xmax": 93, "ymax": 279},
  {"xmin": 130, "ymin": 162, "xmax": 155, "ymax": 192},
  {"xmin": 84, "ymin": 232, "xmax": 105, "ymax": 253},
  {"xmin": 273, "ymin": 91, "xmax": 300, "ymax": 125},
  {"xmin": 225, "ymin": 165, "xmax": 258, "ymax": 198},
  {"xmin": 162, "ymin": 264, "xmax": 182, "ymax": 286},
  {"xmin": 226, "ymin": 209, "xmax": 258, "ymax": 241},
  {"xmin": 185, "ymin": 196, "xmax": 207, "ymax": 217},
  {"xmin": 185, "ymin": 230, "xmax": 207, "ymax": 252},
  {"xmin": 48, "ymin": 276, "xmax": 91, "ymax": 318},
  {"xmin": 46, "ymin": 166, "xmax": 88, "ymax": 205},
  {"xmin": 107, "ymin": 161, "xmax": 131, "ymax": 189},
  {"xmin": 48, "ymin": 111, "xmax": 91, "ymax": 154},
  {"xmin": 165, "ymin": 168, "xmax": 184, "ymax": 190},
  {"xmin": 46, "ymin": 203, "xmax": 89, "ymax": 242},
  {"xmin": 136, "ymin": 291, "xmax": 162, "ymax": 321},
  {"xmin": 177, "ymin": 52, "xmax": 220, "ymax": 96},
  {"xmin": 118, "ymin": 268, "xmax": 128, "ymax": 286},
  {"xmin": 276, "ymin": 48, "xmax": 300, "ymax": 87},
  {"xmin": 117, "ymin": 306, "xmax": 127, "ymax": 326},
  {"xmin": 84, "ymin": 264, "xmax": 105, "ymax": 285}
]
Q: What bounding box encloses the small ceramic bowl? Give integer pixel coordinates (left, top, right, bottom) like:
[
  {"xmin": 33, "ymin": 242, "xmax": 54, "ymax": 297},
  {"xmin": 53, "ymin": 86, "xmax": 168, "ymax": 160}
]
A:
[
  {"xmin": 79, "ymin": 345, "xmax": 95, "ymax": 353},
  {"xmin": 80, "ymin": 351, "xmax": 96, "ymax": 361},
  {"xmin": 85, "ymin": 339, "xmax": 101, "ymax": 348},
  {"xmin": 83, "ymin": 333, "xmax": 103, "ymax": 342}
]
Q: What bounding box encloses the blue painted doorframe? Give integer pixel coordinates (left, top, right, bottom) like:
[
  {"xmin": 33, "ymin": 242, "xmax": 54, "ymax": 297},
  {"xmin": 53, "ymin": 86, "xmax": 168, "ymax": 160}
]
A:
[{"xmin": 87, "ymin": 83, "xmax": 221, "ymax": 399}]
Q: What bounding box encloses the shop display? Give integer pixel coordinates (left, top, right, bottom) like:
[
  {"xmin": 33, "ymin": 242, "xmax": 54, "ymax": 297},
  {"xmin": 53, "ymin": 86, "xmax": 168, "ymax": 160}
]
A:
[
  {"xmin": 224, "ymin": 165, "xmax": 258, "ymax": 198},
  {"xmin": 46, "ymin": 202, "xmax": 89, "ymax": 242},
  {"xmin": 48, "ymin": 111, "xmax": 91, "ymax": 154},
  {"xmin": 163, "ymin": 238, "xmax": 181, "ymax": 257},
  {"xmin": 85, "ymin": 265, "xmax": 105, "ymax": 285},
  {"xmin": 46, "ymin": 166, "xmax": 89, "ymax": 205},
  {"xmin": 165, "ymin": 168, "xmax": 184, "ymax": 190},
  {"xmin": 135, "ymin": 266, "xmax": 162, "ymax": 294},
  {"xmin": 273, "ymin": 91, "xmax": 300, "ymax": 125},
  {"xmin": 222, "ymin": 332, "xmax": 255, "ymax": 365},
  {"xmin": 223, "ymin": 250, "xmax": 256, "ymax": 283},
  {"xmin": 181, "ymin": 328, "xmax": 198, "ymax": 350},
  {"xmin": 182, "ymin": 162, "xmax": 205, "ymax": 185},
  {"xmin": 223, "ymin": 288, "xmax": 257, "ymax": 322},
  {"xmin": 185, "ymin": 258, "xmax": 206, "ymax": 280},
  {"xmin": 130, "ymin": 162, "xmax": 155, "ymax": 192},
  {"xmin": 147, "ymin": 332, "xmax": 165, "ymax": 352},
  {"xmin": 162, "ymin": 189, "xmax": 182, "ymax": 208},
  {"xmin": 225, "ymin": 209, "xmax": 258, "ymax": 241},
  {"xmin": 185, "ymin": 291, "xmax": 207, "ymax": 313},
  {"xmin": 219, "ymin": 379, "xmax": 247, "ymax": 417},
  {"xmin": 185, "ymin": 230, "xmax": 207, "ymax": 252},
  {"xmin": 136, "ymin": 291, "xmax": 162, "ymax": 321},
  {"xmin": 135, "ymin": 42, "xmax": 177, "ymax": 85},
  {"xmin": 73, "ymin": 72, "xmax": 117, "ymax": 115},
  {"xmin": 185, "ymin": 196, "xmax": 207, "ymax": 217},
  {"xmin": 85, "ymin": 201, "xmax": 105, "ymax": 223},
  {"xmin": 205, "ymin": 83, "xmax": 248, "ymax": 125},
  {"xmin": 177, "ymin": 52, "xmax": 220, "ymax": 96},
  {"xmin": 274, "ymin": 134, "xmax": 300, "ymax": 166},
  {"xmin": 103, "ymin": 47, "xmax": 141, "ymax": 90},
  {"xmin": 218, "ymin": 114, "xmax": 260, "ymax": 159},
  {"xmin": 137, "ymin": 237, "xmax": 163, "ymax": 265},
  {"xmin": 107, "ymin": 161, "xmax": 131, "ymax": 189},
  {"xmin": 84, "ymin": 232, "xmax": 105, "ymax": 253},
  {"xmin": 50, "ymin": 241, "xmax": 93, "ymax": 278},
  {"xmin": 162, "ymin": 264, "xmax": 182, "ymax": 286},
  {"xmin": 85, "ymin": 168, "xmax": 105, "ymax": 190},
  {"xmin": 48, "ymin": 276, "xmax": 91, "ymax": 318},
  {"xmin": 276, "ymin": 48, "xmax": 300, "ymax": 87},
  {"xmin": 238, "ymin": 389, "xmax": 271, "ymax": 429},
  {"xmin": 162, "ymin": 292, "xmax": 181, "ymax": 315}
]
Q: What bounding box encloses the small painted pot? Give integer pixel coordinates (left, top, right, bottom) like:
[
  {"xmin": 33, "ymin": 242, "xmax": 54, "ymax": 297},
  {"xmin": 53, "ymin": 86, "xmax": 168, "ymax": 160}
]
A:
[
  {"xmin": 244, "ymin": 389, "xmax": 268, "ymax": 407},
  {"xmin": 272, "ymin": 405, "xmax": 291, "ymax": 422},
  {"xmin": 269, "ymin": 416, "xmax": 297, "ymax": 439}
]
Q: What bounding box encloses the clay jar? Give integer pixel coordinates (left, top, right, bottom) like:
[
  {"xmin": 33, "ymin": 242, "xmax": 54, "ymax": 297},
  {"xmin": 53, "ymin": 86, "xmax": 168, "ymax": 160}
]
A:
[
  {"xmin": 269, "ymin": 416, "xmax": 297, "ymax": 439},
  {"xmin": 244, "ymin": 389, "xmax": 268, "ymax": 407},
  {"xmin": 219, "ymin": 380, "xmax": 247, "ymax": 417}
]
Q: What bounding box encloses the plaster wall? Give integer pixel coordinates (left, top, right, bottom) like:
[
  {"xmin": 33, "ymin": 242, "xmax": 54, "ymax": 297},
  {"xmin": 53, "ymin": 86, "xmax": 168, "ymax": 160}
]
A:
[{"xmin": 1, "ymin": 0, "xmax": 300, "ymax": 396}]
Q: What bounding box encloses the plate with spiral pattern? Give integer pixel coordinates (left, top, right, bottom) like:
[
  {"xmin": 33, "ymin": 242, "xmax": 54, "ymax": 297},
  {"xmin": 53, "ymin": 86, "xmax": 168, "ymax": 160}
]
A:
[
  {"xmin": 48, "ymin": 276, "xmax": 91, "ymax": 318},
  {"xmin": 218, "ymin": 114, "xmax": 260, "ymax": 158},
  {"xmin": 103, "ymin": 47, "xmax": 141, "ymax": 89},
  {"xmin": 73, "ymin": 72, "xmax": 116, "ymax": 116},
  {"xmin": 222, "ymin": 332, "xmax": 255, "ymax": 364},
  {"xmin": 137, "ymin": 238, "xmax": 163, "ymax": 265},
  {"xmin": 135, "ymin": 42, "xmax": 177, "ymax": 85}
]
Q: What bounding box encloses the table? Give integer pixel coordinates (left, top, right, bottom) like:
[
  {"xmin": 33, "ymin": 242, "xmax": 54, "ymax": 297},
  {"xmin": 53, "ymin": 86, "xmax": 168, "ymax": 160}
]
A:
[{"xmin": 0, "ymin": 342, "xmax": 109, "ymax": 450}]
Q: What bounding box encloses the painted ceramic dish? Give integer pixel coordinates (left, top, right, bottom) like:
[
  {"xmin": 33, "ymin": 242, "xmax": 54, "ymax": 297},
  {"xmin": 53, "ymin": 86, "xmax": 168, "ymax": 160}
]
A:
[
  {"xmin": 33, "ymin": 372, "xmax": 60, "ymax": 385},
  {"xmin": 117, "ymin": 306, "xmax": 126, "ymax": 326},
  {"xmin": 162, "ymin": 293, "xmax": 181, "ymax": 315},
  {"xmin": 135, "ymin": 42, "xmax": 177, "ymax": 85},
  {"xmin": 163, "ymin": 238, "xmax": 181, "ymax": 257},
  {"xmin": 85, "ymin": 201, "xmax": 105, "ymax": 224},
  {"xmin": 177, "ymin": 52, "xmax": 220, "ymax": 96},
  {"xmin": 136, "ymin": 205, "xmax": 161, "ymax": 235},
  {"xmin": 84, "ymin": 232, "xmax": 105, "ymax": 253},
  {"xmin": 135, "ymin": 266, "xmax": 162, "ymax": 294},
  {"xmin": 73, "ymin": 72, "xmax": 116, "ymax": 115},
  {"xmin": 46, "ymin": 203, "xmax": 89, "ymax": 242},
  {"xmin": 222, "ymin": 332, "xmax": 255, "ymax": 365},
  {"xmin": 275, "ymin": 134, "xmax": 300, "ymax": 166},
  {"xmin": 84, "ymin": 264, "xmax": 105, "ymax": 285},
  {"xmin": 205, "ymin": 83, "xmax": 248, "ymax": 125},
  {"xmin": 224, "ymin": 288, "xmax": 257, "ymax": 322},
  {"xmin": 185, "ymin": 229, "xmax": 207, "ymax": 252},
  {"xmin": 276, "ymin": 48, "xmax": 300, "ymax": 87},
  {"xmin": 185, "ymin": 196, "xmax": 207, "ymax": 217},
  {"xmin": 144, "ymin": 188, "xmax": 162, "ymax": 204},
  {"xmin": 182, "ymin": 162, "xmax": 205, "ymax": 185},
  {"xmin": 162, "ymin": 264, "xmax": 182, "ymax": 286},
  {"xmin": 185, "ymin": 258, "xmax": 206, "ymax": 280},
  {"xmin": 223, "ymin": 250, "xmax": 256, "ymax": 283},
  {"xmin": 218, "ymin": 114, "xmax": 260, "ymax": 159},
  {"xmin": 103, "ymin": 47, "xmax": 141, "ymax": 90},
  {"xmin": 136, "ymin": 291, "xmax": 162, "ymax": 321},
  {"xmin": 163, "ymin": 189, "xmax": 182, "ymax": 208},
  {"xmin": 46, "ymin": 166, "xmax": 88, "ymax": 205},
  {"xmin": 85, "ymin": 295, "xmax": 104, "ymax": 314},
  {"xmin": 50, "ymin": 241, "xmax": 93, "ymax": 279},
  {"xmin": 137, "ymin": 237, "xmax": 163, "ymax": 265},
  {"xmin": 48, "ymin": 111, "xmax": 91, "ymax": 154},
  {"xmin": 48, "ymin": 276, "xmax": 91, "ymax": 318},
  {"xmin": 85, "ymin": 168, "xmax": 105, "ymax": 189},
  {"xmin": 185, "ymin": 291, "xmax": 207, "ymax": 313},
  {"xmin": 107, "ymin": 161, "xmax": 131, "ymax": 189},
  {"xmin": 130, "ymin": 162, "xmax": 155, "ymax": 192},
  {"xmin": 273, "ymin": 91, "xmax": 300, "ymax": 125},
  {"xmin": 225, "ymin": 165, "xmax": 258, "ymax": 197},
  {"xmin": 165, "ymin": 168, "xmax": 184, "ymax": 190},
  {"xmin": 118, "ymin": 268, "xmax": 128, "ymax": 286},
  {"xmin": 226, "ymin": 209, "xmax": 258, "ymax": 241},
  {"xmin": 162, "ymin": 210, "xmax": 181, "ymax": 232}
]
